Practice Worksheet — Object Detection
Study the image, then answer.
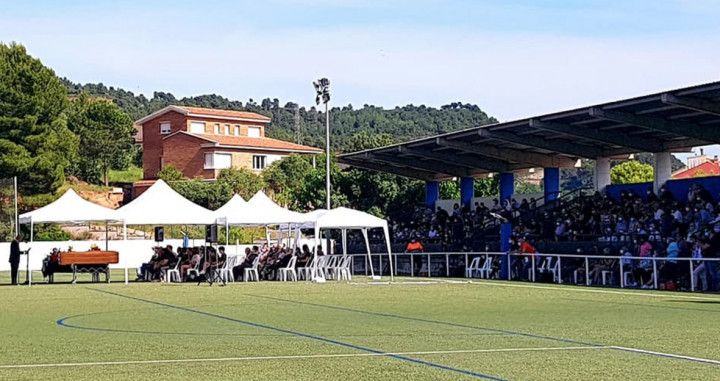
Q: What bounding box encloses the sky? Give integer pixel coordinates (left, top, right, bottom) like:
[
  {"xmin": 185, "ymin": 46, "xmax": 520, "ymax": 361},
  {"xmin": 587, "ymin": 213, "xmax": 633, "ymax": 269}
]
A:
[{"xmin": 1, "ymin": 0, "xmax": 719, "ymax": 161}]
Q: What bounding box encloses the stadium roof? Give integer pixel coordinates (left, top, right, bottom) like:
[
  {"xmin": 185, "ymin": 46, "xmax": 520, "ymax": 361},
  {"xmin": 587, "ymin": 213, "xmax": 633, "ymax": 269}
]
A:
[{"xmin": 339, "ymin": 81, "xmax": 720, "ymax": 181}]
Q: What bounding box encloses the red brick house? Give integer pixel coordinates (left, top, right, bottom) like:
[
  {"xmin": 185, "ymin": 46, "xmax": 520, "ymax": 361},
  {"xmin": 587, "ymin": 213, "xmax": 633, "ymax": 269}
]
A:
[
  {"xmin": 135, "ymin": 105, "xmax": 321, "ymax": 181},
  {"xmin": 672, "ymin": 155, "xmax": 720, "ymax": 179}
]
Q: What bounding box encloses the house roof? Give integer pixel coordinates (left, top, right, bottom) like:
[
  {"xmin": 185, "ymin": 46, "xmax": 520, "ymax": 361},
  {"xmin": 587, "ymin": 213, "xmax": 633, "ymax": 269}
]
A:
[
  {"xmin": 162, "ymin": 131, "xmax": 321, "ymax": 153},
  {"xmin": 135, "ymin": 105, "xmax": 271, "ymax": 125},
  {"xmin": 195, "ymin": 133, "xmax": 322, "ymax": 153},
  {"xmin": 672, "ymin": 160, "xmax": 720, "ymax": 179}
]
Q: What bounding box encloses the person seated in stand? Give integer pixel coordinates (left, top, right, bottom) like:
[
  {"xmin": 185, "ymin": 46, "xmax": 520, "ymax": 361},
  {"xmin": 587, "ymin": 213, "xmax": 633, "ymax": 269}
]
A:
[
  {"xmin": 137, "ymin": 247, "xmax": 161, "ymax": 281},
  {"xmin": 232, "ymin": 246, "xmax": 259, "ymax": 281},
  {"xmin": 316, "ymin": 245, "xmax": 325, "ymax": 256}
]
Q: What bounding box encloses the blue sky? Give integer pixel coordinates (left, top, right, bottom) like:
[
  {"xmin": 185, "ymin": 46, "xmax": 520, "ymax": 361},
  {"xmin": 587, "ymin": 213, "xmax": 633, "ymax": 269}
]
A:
[{"xmin": 1, "ymin": 0, "xmax": 719, "ymax": 159}]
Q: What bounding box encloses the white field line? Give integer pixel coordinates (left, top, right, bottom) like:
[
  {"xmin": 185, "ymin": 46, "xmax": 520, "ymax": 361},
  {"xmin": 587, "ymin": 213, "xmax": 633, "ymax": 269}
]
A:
[
  {"xmin": 609, "ymin": 346, "xmax": 720, "ymax": 366},
  {"xmin": 457, "ymin": 279, "xmax": 720, "ymax": 302},
  {"xmin": 0, "ymin": 346, "xmax": 606, "ymax": 369}
]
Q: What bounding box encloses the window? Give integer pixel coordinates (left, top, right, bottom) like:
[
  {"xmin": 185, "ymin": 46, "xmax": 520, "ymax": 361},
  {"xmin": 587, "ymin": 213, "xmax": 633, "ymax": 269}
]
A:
[
  {"xmin": 253, "ymin": 155, "xmax": 267, "ymax": 170},
  {"xmin": 160, "ymin": 122, "xmax": 171, "ymax": 134},
  {"xmin": 205, "ymin": 153, "xmax": 232, "ymax": 169},
  {"xmin": 248, "ymin": 126, "xmax": 261, "ymax": 138},
  {"xmin": 224, "ymin": 124, "xmax": 230, "ymax": 135},
  {"xmin": 214, "ymin": 123, "xmax": 220, "ymax": 134},
  {"xmin": 190, "ymin": 121, "xmax": 205, "ymax": 134},
  {"xmin": 234, "ymin": 125, "xmax": 240, "ymax": 136}
]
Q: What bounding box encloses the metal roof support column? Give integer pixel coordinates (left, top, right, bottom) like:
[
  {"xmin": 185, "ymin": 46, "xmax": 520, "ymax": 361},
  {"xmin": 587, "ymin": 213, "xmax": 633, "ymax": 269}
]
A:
[
  {"xmin": 653, "ymin": 152, "xmax": 672, "ymax": 194},
  {"xmin": 499, "ymin": 173, "xmax": 514, "ymax": 204},
  {"xmin": 460, "ymin": 177, "xmax": 475, "ymax": 211},
  {"xmin": 594, "ymin": 158, "xmax": 611, "ymax": 192},
  {"xmin": 543, "ymin": 167, "xmax": 560, "ymax": 201},
  {"xmin": 425, "ymin": 181, "xmax": 439, "ymax": 210}
]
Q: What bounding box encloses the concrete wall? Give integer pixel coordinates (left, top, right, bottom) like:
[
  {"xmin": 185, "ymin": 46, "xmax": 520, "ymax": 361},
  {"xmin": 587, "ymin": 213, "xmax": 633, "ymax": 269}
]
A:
[{"xmin": 436, "ymin": 193, "xmax": 544, "ymax": 213}]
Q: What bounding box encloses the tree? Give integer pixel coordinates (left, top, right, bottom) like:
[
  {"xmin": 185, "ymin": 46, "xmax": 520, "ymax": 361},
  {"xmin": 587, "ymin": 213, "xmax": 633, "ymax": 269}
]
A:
[
  {"xmin": 0, "ymin": 43, "xmax": 78, "ymax": 194},
  {"xmin": 67, "ymin": 94, "xmax": 136, "ymax": 185},
  {"xmin": 295, "ymin": 154, "xmax": 348, "ymax": 211},
  {"xmin": 157, "ymin": 165, "xmax": 184, "ymax": 182},
  {"xmin": 263, "ymin": 154, "xmax": 313, "ymax": 209},
  {"xmin": 611, "ymin": 161, "xmax": 654, "ymax": 184},
  {"xmin": 474, "ymin": 177, "xmax": 499, "ymax": 197},
  {"xmin": 216, "ymin": 167, "xmax": 264, "ymax": 201}
]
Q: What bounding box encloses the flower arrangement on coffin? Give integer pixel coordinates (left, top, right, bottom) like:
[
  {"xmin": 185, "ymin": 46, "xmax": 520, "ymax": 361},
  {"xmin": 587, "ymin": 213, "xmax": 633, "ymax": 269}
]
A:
[{"xmin": 90, "ymin": 244, "xmax": 100, "ymax": 251}]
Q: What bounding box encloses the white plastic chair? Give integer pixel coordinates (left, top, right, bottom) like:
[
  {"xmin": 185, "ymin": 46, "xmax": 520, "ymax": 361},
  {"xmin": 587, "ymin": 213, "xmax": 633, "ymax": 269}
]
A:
[
  {"xmin": 601, "ymin": 270, "xmax": 613, "ymax": 285},
  {"xmin": 278, "ymin": 256, "xmax": 298, "ymax": 282},
  {"xmin": 217, "ymin": 256, "xmax": 237, "ymax": 283},
  {"xmin": 244, "ymin": 256, "xmax": 260, "ymax": 282},
  {"xmin": 165, "ymin": 260, "xmax": 182, "ymax": 283},
  {"xmin": 323, "ymin": 255, "xmax": 339, "ymax": 279},
  {"xmin": 186, "ymin": 255, "xmax": 202, "ymax": 280},
  {"xmin": 336, "ymin": 256, "xmax": 353, "ymax": 281},
  {"xmin": 465, "ymin": 257, "xmax": 482, "ymax": 278},
  {"xmin": 297, "ymin": 256, "xmax": 315, "ymax": 281},
  {"xmin": 476, "ymin": 255, "xmax": 493, "ymax": 279}
]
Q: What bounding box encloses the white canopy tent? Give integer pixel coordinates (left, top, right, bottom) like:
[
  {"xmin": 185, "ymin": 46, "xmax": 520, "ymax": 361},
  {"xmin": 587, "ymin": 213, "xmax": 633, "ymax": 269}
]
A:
[
  {"xmin": 222, "ymin": 191, "xmax": 307, "ymax": 226},
  {"xmin": 312, "ymin": 207, "xmax": 394, "ymax": 281},
  {"xmin": 213, "ymin": 193, "xmax": 245, "ymax": 244},
  {"xmin": 19, "ymin": 189, "xmax": 122, "ymax": 244},
  {"xmin": 18, "ymin": 188, "xmax": 123, "ymax": 285},
  {"xmin": 116, "ymin": 179, "xmax": 216, "ymax": 226}
]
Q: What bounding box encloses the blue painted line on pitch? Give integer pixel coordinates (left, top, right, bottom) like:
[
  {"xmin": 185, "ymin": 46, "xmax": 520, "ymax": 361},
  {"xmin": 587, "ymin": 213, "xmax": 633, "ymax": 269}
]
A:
[
  {"xmin": 81, "ymin": 288, "xmax": 508, "ymax": 381},
  {"xmin": 57, "ymin": 311, "xmax": 509, "ymax": 339},
  {"xmin": 245, "ymin": 294, "xmax": 720, "ymax": 367},
  {"xmin": 245, "ymin": 294, "xmax": 595, "ymax": 347}
]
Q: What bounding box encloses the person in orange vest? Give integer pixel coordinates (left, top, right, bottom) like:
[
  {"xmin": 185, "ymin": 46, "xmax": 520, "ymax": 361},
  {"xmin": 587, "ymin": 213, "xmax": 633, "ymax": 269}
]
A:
[
  {"xmin": 405, "ymin": 238, "xmax": 424, "ymax": 253},
  {"xmin": 516, "ymin": 236, "xmax": 538, "ymax": 280}
]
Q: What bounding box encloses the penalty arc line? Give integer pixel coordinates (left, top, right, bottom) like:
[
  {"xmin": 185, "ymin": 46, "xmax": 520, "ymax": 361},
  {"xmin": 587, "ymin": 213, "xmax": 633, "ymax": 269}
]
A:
[
  {"xmin": 0, "ymin": 346, "xmax": 607, "ymax": 369},
  {"xmin": 76, "ymin": 288, "xmax": 508, "ymax": 381}
]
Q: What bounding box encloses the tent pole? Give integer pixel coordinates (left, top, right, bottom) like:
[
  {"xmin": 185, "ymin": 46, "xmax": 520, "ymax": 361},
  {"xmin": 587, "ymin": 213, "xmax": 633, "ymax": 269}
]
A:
[
  {"xmin": 30, "ymin": 221, "xmax": 34, "ymax": 242},
  {"xmin": 225, "ymin": 220, "xmax": 229, "ymax": 246},
  {"xmin": 105, "ymin": 221, "xmax": 109, "ymax": 251},
  {"xmin": 342, "ymin": 229, "xmax": 347, "ymax": 256},
  {"xmin": 384, "ymin": 226, "xmax": 394, "ymax": 282},
  {"xmin": 362, "ymin": 228, "xmax": 375, "ymax": 278},
  {"xmin": 123, "ymin": 222, "xmax": 127, "ymax": 240}
]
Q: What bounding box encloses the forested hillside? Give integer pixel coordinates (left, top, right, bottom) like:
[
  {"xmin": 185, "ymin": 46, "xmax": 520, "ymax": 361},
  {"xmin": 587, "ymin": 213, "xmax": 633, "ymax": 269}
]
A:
[{"xmin": 60, "ymin": 79, "xmax": 498, "ymax": 153}]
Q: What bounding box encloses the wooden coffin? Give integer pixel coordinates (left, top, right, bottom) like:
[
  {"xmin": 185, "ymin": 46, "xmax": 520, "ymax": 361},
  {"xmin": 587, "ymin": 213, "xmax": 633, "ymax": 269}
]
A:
[{"xmin": 59, "ymin": 251, "xmax": 120, "ymax": 266}]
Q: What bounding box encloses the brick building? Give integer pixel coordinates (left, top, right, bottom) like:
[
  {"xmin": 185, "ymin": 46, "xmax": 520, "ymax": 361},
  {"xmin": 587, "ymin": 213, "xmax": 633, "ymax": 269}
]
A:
[{"xmin": 135, "ymin": 105, "xmax": 321, "ymax": 181}]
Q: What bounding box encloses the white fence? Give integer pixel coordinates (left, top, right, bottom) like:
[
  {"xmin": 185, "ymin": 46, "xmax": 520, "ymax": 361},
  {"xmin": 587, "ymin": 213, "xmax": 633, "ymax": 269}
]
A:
[{"xmin": 346, "ymin": 252, "xmax": 720, "ymax": 293}]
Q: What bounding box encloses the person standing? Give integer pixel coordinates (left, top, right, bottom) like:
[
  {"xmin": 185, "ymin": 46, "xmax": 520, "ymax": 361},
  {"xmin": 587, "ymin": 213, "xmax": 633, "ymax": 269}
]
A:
[{"xmin": 9, "ymin": 234, "xmax": 23, "ymax": 285}]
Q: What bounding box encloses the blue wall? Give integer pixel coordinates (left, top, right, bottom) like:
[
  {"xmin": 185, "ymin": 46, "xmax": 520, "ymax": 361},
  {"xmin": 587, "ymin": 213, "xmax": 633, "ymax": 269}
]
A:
[
  {"xmin": 665, "ymin": 177, "xmax": 720, "ymax": 203},
  {"xmin": 606, "ymin": 182, "xmax": 652, "ymax": 201},
  {"xmin": 605, "ymin": 176, "xmax": 720, "ymax": 203}
]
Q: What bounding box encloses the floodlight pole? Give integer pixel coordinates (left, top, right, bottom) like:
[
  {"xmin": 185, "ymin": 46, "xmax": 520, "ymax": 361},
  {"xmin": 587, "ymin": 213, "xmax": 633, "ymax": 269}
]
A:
[{"xmin": 325, "ymin": 100, "xmax": 330, "ymax": 211}]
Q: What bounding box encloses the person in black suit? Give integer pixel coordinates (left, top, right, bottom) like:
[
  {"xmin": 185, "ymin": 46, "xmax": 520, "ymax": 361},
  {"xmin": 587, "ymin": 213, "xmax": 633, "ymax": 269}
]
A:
[{"xmin": 9, "ymin": 234, "xmax": 23, "ymax": 285}]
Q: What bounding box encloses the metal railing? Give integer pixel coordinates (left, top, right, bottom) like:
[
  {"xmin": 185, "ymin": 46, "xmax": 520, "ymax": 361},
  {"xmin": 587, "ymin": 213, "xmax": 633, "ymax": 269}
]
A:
[{"xmin": 345, "ymin": 251, "xmax": 720, "ymax": 293}]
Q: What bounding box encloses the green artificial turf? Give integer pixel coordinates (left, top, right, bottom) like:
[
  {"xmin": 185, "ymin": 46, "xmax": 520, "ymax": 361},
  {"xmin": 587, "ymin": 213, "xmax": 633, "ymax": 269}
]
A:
[{"xmin": 0, "ymin": 275, "xmax": 719, "ymax": 381}]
